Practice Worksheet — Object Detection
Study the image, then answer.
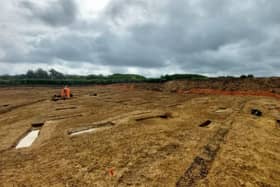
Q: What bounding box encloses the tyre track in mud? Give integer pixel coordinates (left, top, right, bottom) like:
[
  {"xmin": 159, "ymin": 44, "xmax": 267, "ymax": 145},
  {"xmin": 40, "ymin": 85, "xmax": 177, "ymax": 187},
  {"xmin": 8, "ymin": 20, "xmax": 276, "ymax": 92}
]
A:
[
  {"xmin": 176, "ymin": 100, "xmax": 247, "ymax": 187},
  {"xmin": 0, "ymin": 99, "xmax": 46, "ymax": 115},
  {"xmin": 117, "ymin": 143, "xmax": 181, "ymax": 186}
]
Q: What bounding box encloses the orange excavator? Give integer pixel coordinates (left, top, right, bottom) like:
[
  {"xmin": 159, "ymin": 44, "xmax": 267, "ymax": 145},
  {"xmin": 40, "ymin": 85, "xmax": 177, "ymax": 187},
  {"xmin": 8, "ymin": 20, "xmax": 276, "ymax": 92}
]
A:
[{"xmin": 52, "ymin": 86, "xmax": 73, "ymax": 101}]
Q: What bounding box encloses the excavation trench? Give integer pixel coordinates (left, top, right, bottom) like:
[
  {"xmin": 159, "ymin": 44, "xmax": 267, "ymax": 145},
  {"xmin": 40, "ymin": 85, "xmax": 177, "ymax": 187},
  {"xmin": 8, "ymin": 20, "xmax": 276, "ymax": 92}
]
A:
[
  {"xmin": 277, "ymin": 120, "xmax": 280, "ymax": 128},
  {"xmin": 16, "ymin": 122, "xmax": 44, "ymax": 149},
  {"xmin": 70, "ymin": 126, "xmax": 111, "ymax": 136},
  {"xmin": 135, "ymin": 112, "xmax": 172, "ymax": 121},
  {"xmin": 55, "ymin": 106, "xmax": 77, "ymax": 111},
  {"xmin": 68, "ymin": 122, "xmax": 115, "ymax": 136},
  {"xmin": 48, "ymin": 114, "xmax": 83, "ymax": 121},
  {"xmin": 199, "ymin": 120, "xmax": 212, "ymax": 127},
  {"xmin": 215, "ymin": 108, "xmax": 232, "ymax": 113}
]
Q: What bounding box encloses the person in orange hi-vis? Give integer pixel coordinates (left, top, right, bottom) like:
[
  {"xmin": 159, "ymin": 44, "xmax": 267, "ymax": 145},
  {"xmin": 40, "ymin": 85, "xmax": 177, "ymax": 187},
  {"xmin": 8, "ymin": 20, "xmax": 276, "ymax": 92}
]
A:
[
  {"xmin": 60, "ymin": 86, "xmax": 66, "ymax": 98},
  {"xmin": 65, "ymin": 86, "xmax": 71, "ymax": 98},
  {"xmin": 61, "ymin": 85, "xmax": 71, "ymax": 99}
]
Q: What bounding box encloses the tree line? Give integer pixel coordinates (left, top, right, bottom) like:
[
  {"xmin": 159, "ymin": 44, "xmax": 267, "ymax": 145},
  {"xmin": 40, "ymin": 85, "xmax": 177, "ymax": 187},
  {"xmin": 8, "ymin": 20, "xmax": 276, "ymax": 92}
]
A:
[
  {"xmin": 2, "ymin": 68, "xmax": 251, "ymax": 85},
  {"xmin": 0, "ymin": 69, "xmax": 147, "ymax": 85}
]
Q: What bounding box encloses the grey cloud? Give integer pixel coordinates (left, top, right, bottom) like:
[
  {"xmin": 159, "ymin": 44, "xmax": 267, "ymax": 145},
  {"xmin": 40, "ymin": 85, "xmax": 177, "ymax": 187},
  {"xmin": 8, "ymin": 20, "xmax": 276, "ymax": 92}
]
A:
[
  {"xmin": 20, "ymin": 0, "xmax": 77, "ymax": 26},
  {"xmin": 1, "ymin": 0, "xmax": 280, "ymax": 76}
]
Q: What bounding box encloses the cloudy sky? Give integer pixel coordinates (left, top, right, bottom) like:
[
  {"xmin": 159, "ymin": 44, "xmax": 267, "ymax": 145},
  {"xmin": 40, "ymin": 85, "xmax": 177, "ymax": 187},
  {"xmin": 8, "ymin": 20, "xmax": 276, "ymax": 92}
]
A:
[{"xmin": 0, "ymin": 0, "xmax": 280, "ymax": 77}]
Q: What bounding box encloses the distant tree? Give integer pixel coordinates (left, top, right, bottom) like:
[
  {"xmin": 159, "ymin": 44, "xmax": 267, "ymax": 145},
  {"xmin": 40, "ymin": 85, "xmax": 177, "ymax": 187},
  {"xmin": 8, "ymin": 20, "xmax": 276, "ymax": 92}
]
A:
[
  {"xmin": 240, "ymin": 75, "xmax": 247, "ymax": 79},
  {"xmin": 34, "ymin": 68, "xmax": 49, "ymax": 79},
  {"xmin": 226, "ymin": 76, "xmax": 236, "ymax": 79},
  {"xmin": 247, "ymin": 74, "xmax": 254, "ymax": 78},
  {"xmin": 240, "ymin": 74, "xmax": 254, "ymax": 79},
  {"xmin": 0, "ymin": 74, "xmax": 11, "ymax": 79},
  {"xmin": 26, "ymin": 70, "xmax": 35, "ymax": 78},
  {"xmin": 86, "ymin": 74, "xmax": 104, "ymax": 80},
  {"xmin": 161, "ymin": 74, "xmax": 207, "ymax": 81},
  {"xmin": 108, "ymin": 74, "xmax": 146, "ymax": 82},
  {"xmin": 49, "ymin": 69, "xmax": 64, "ymax": 79}
]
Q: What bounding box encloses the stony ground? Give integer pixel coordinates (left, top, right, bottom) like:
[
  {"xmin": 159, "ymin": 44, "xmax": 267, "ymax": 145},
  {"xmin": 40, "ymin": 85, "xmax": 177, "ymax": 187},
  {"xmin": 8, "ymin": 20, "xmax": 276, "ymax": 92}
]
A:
[{"xmin": 0, "ymin": 85, "xmax": 279, "ymax": 186}]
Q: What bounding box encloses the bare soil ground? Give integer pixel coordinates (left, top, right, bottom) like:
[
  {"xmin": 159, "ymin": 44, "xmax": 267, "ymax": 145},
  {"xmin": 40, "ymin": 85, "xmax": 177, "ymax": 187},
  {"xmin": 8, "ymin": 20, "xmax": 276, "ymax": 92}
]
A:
[{"xmin": 0, "ymin": 84, "xmax": 279, "ymax": 186}]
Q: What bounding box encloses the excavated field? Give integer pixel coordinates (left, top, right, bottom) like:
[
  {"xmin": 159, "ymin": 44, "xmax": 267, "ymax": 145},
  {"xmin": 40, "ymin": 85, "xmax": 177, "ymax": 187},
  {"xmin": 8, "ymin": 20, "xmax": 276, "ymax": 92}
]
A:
[{"xmin": 0, "ymin": 85, "xmax": 280, "ymax": 186}]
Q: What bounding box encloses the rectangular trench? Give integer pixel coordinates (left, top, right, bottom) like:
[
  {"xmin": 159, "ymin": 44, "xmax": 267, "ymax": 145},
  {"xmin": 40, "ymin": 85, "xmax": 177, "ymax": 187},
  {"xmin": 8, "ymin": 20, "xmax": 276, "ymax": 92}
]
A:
[
  {"xmin": 68, "ymin": 121, "xmax": 115, "ymax": 136},
  {"xmin": 15, "ymin": 122, "xmax": 44, "ymax": 149},
  {"xmin": 16, "ymin": 129, "xmax": 40, "ymax": 149}
]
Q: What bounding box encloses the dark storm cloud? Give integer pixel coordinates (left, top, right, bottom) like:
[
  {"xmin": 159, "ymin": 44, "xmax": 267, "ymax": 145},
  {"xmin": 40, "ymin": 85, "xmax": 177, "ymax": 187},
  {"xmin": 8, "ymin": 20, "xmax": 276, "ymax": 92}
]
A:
[
  {"xmin": 20, "ymin": 0, "xmax": 77, "ymax": 26},
  {"xmin": 1, "ymin": 0, "xmax": 280, "ymax": 76}
]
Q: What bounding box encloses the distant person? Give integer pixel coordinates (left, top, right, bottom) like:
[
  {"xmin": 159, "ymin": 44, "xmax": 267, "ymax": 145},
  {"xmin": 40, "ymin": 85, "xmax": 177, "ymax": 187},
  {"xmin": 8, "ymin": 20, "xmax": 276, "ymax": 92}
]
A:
[{"xmin": 61, "ymin": 85, "xmax": 71, "ymax": 99}]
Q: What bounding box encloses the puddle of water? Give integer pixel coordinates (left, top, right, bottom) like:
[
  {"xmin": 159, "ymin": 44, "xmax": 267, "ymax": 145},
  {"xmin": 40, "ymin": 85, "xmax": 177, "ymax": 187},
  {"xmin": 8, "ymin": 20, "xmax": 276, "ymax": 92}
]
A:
[
  {"xmin": 251, "ymin": 109, "xmax": 262, "ymax": 117},
  {"xmin": 16, "ymin": 129, "xmax": 40, "ymax": 149}
]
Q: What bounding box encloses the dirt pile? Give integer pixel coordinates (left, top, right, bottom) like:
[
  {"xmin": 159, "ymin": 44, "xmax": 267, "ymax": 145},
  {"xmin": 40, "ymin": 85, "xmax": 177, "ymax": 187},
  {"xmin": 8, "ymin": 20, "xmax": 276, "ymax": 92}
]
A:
[
  {"xmin": 162, "ymin": 78, "xmax": 280, "ymax": 93},
  {"xmin": 134, "ymin": 78, "xmax": 280, "ymax": 99},
  {"xmin": 186, "ymin": 89, "xmax": 280, "ymax": 99}
]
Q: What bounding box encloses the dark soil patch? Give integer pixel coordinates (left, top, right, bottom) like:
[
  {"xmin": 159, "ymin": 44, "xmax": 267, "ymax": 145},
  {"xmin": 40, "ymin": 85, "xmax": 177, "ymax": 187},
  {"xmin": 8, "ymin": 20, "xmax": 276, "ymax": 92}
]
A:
[
  {"xmin": 31, "ymin": 122, "xmax": 45, "ymax": 128},
  {"xmin": 135, "ymin": 112, "xmax": 172, "ymax": 121},
  {"xmin": 199, "ymin": 120, "xmax": 212, "ymax": 127},
  {"xmin": 176, "ymin": 127, "xmax": 230, "ymax": 187}
]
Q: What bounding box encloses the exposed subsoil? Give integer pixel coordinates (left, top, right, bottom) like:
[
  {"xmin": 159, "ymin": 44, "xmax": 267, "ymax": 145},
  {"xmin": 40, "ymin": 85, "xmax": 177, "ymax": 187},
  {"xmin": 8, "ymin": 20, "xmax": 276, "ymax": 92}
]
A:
[
  {"xmin": 0, "ymin": 80, "xmax": 280, "ymax": 186},
  {"xmin": 186, "ymin": 89, "xmax": 280, "ymax": 99}
]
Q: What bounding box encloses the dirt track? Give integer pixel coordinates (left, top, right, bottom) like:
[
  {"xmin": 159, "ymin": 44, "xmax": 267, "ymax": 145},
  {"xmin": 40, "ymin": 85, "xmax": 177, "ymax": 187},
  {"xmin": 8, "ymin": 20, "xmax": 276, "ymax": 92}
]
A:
[{"xmin": 0, "ymin": 84, "xmax": 280, "ymax": 186}]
